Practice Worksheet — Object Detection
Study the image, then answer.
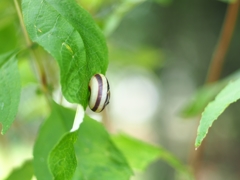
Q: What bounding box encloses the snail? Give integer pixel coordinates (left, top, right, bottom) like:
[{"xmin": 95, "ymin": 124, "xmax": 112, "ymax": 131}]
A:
[{"xmin": 88, "ymin": 74, "xmax": 110, "ymax": 112}]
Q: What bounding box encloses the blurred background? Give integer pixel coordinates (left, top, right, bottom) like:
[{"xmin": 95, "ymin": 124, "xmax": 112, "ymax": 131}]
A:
[{"xmin": 1, "ymin": 0, "xmax": 240, "ymax": 179}]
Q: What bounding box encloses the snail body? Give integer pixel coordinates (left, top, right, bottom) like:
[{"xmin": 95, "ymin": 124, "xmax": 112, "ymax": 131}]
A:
[{"xmin": 88, "ymin": 74, "xmax": 110, "ymax": 112}]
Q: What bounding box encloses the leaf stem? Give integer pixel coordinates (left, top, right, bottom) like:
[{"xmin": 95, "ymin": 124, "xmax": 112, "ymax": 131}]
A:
[
  {"xmin": 14, "ymin": 0, "xmax": 50, "ymax": 102},
  {"xmin": 190, "ymin": 1, "xmax": 240, "ymax": 179}
]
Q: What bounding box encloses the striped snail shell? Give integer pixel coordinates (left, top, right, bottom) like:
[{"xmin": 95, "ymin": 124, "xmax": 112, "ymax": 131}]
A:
[{"xmin": 88, "ymin": 74, "xmax": 110, "ymax": 112}]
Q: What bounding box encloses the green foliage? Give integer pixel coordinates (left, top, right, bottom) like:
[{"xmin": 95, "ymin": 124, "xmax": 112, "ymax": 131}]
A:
[
  {"xmin": 0, "ymin": 1, "xmax": 18, "ymax": 54},
  {"xmin": 49, "ymin": 132, "xmax": 77, "ymax": 180},
  {"xmin": 181, "ymin": 70, "xmax": 240, "ymax": 118},
  {"xmin": 195, "ymin": 78, "xmax": 240, "ymax": 148},
  {"xmin": 112, "ymin": 134, "xmax": 194, "ymax": 179},
  {"xmin": 21, "ymin": 0, "xmax": 108, "ymax": 108},
  {"xmin": 0, "ymin": 51, "xmax": 21, "ymax": 134},
  {"xmin": 4, "ymin": 160, "xmax": 33, "ymax": 180},
  {"xmin": 111, "ymin": 134, "xmax": 190, "ymax": 174},
  {"xmin": 109, "ymin": 45, "xmax": 164, "ymax": 69},
  {"xmin": 154, "ymin": 0, "xmax": 173, "ymax": 6},
  {"xmin": 3, "ymin": 0, "xmax": 233, "ymax": 179},
  {"xmin": 50, "ymin": 116, "xmax": 133, "ymax": 180},
  {"xmin": 111, "ymin": 134, "xmax": 162, "ymax": 171},
  {"xmin": 33, "ymin": 102, "xmax": 75, "ymax": 180}
]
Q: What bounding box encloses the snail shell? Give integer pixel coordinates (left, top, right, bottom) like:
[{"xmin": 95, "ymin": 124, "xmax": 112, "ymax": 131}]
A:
[{"xmin": 88, "ymin": 74, "xmax": 110, "ymax": 112}]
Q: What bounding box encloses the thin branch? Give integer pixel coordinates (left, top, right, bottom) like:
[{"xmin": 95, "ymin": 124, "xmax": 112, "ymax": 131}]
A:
[{"xmin": 206, "ymin": 1, "xmax": 240, "ymax": 83}]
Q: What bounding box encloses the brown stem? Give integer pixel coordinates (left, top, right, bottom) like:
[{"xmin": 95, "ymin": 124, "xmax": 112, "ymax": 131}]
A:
[
  {"xmin": 206, "ymin": 1, "xmax": 240, "ymax": 83},
  {"xmin": 190, "ymin": 1, "xmax": 240, "ymax": 179}
]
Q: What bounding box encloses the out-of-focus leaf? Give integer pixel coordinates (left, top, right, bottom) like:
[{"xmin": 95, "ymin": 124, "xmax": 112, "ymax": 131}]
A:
[
  {"xmin": 50, "ymin": 116, "xmax": 133, "ymax": 180},
  {"xmin": 154, "ymin": 0, "xmax": 173, "ymax": 6},
  {"xmin": 0, "ymin": 24, "xmax": 18, "ymax": 54},
  {"xmin": 181, "ymin": 70, "xmax": 240, "ymax": 118},
  {"xmin": 109, "ymin": 45, "xmax": 164, "ymax": 69},
  {"xmin": 4, "ymin": 160, "xmax": 33, "ymax": 180},
  {"xmin": 49, "ymin": 132, "xmax": 77, "ymax": 180},
  {"xmin": 218, "ymin": 0, "xmax": 237, "ymax": 3},
  {"xmin": 22, "ymin": 0, "xmax": 108, "ymax": 108},
  {"xmin": 195, "ymin": 78, "xmax": 240, "ymax": 148},
  {"xmin": 78, "ymin": 0, "xmax": 105, "ymax": 12},
  {"xmin": 111, "ymin": 134, "xmax": 193, "ymax": 179},
  {"xmin": 18, "ymin": 85, "xmax": 49, "ymax": 122},
  {"xmin": 103, "ymin": 0, "xmax": 144, "ymax": 36},
  {"xmin": 0, "ymin": 51, "xmax": 21, "ymax": 134},
  {"xmin": 0, "ymin": 0, "xmax": 16, "ymax": 30},
  {"xmin": 18, "ymin": 59, "xmax": 37, "ymax": 87},
  {"xmin": 0, "ymin": 1, "xmax": 18, "ymax": 53},
  {"xmin": 111, "ymin": 134, "xmax": 161, "ymax": 171},
  {"xmin": 33, "ymin": 102, "xmax": 75, "ymax": 180}
]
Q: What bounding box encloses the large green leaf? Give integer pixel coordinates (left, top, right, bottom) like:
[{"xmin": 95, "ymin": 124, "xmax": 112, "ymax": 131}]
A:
[
  {"xmin": 111, "ymin": 134, "xmax": 192, "ymax": 178},
  {"xmin": 4, "ymin": 160, "xmax": 33, "ymax": 180},
  {"xmin": 49, "ymin": 116, "xmax": 133, "ymax": 180},
  {"xmin": 22, "ymin": 0, "xmax": 108, "ymax": 108},
  {"xmin": 0, "ymin": 51, "xmax": 21, "ymax": 134},
  {"xmin": 33, "ymin": 102, "xmax": 75, "ymax": 180},
  {"xmin": 195, "ymin": 78, "xmax": 240, "ymax": 148}
]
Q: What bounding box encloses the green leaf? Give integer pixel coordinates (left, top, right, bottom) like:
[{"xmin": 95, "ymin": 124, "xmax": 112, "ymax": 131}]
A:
[
  {"xmin": 50, "ymin": 116, "xmax": 133, "ymax": 180},
  {"xmin": 195, "ymin": 78, "xmax": 240, "ymax": 148},
  {"xmin": 109, "ymin": 45, "xmax": 164, "ymax": 69},
  {"xmin": 181, "ymin": 70, "xmax": 240, "ymax": 118},
  {"xmin": 181, "ymin": 83, "xmax": 226, "ymax": 118},
  {"xmin": 22, "ymin": 0, "xmax": 108, "ymax": 108},
  {"xmin": 49, "ymin": 132, "xmax": 77, "ymax": 180},
  {"xmin": 73, "ymin": 116, "xmax": 133, "ymax": 180},
  {"xmin": 0, "ymin": 51, "xmax": 21, "ymax": 134},
  {"xmin": 33, "ymin": 102, "xmax": 75, "ymax": 180},
  {"xmin": 111, "ymin": 134, "xmax": 192, "ymax": 178},
  {"xmin": 111, "ymin": 134, "xmax": 161, "ymax": 171},
  {"xmin": 4, "ymin": 160, "xmax": 33, "ymax": 180}
]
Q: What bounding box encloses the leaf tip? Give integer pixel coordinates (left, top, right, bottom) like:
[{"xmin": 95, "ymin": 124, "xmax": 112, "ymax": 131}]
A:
[
  {"xmin": 194, "ymin": 141, "xmax": 201, "ymax": 150},
  {"xmin": 1, "ymin": 125, "xmax": 7, "ymax": 135}
]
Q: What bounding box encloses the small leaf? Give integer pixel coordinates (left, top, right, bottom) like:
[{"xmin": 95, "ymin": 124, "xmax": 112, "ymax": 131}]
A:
[
  {"xmin": 49, "ymin": 132, "xmax": 77, "ymax": 180},
  {"xmin": 4, "ymin": 160, "xmax": 33, "ymax": 180},
  {"xmin": 33, "ymin": 102, "xmax": 75, "ymax": 180},
  {"xmin": 0, "ymin": 51, "xmax": 21, "ymax": 134},
  {"xmin": 22, "ymin": 0, "xmax": 108, "ymax": 108},
  {"xmin": 111, "ymin": 134, "xmax": 192, "ymax": 177},
  {"xmin": 195, "ymin": 78, "xmax": 240, "ymax": 148},
  {"xmin": 50, "ymin": 116, "xmax": 133, "ymax": 180}
]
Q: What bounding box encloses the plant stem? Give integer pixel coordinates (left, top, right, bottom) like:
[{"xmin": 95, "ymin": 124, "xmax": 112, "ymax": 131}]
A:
[
  {"xmin": 206, "ymin": 1, "xmax": 240, "ymax": 83},
  {"xmin": 14, "ymin": 0, "xmax": 31, "ymax": 46},
  {"xmin": 14, "ymin": 0, "xmax": 50, "ymax": 101},
  {"xmin": 190, "ymin": 1, "xmax": 240, "ymax": 179}
]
